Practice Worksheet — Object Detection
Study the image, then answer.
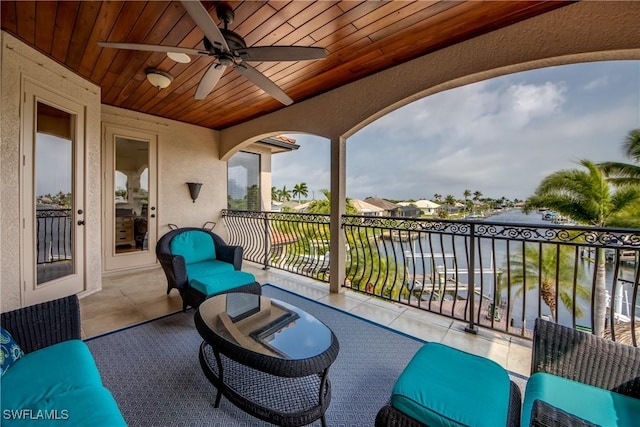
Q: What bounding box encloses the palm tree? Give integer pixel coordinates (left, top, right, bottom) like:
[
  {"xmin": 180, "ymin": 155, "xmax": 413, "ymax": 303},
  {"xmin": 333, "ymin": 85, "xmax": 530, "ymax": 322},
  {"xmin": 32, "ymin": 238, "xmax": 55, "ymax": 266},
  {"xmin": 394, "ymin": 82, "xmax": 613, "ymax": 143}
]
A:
[
  {"xmin": 278, "ymin": 185, "xmax": 291, "ymax": 202},
  {"xmin": 433, "ymin": 193, "xmax": 442, "ymax": 203},
  {"xmin": 599, "ymin": 128, "xmax": 640, "ymax": 187},
  {"xmin": 292, "ymin": 182, "xmax": 308, "ymax": 204},
  {"xmin": 463, "ymin": 189, "xmax": 472, "ymax": 215},
  {"xmin": 524, "ymin": 159, "xmax": 640, "ymax": 336},
  {"xmin": 307, "ymin": 189, "xmax": 358, "ymax": 215},
  {"xmin": 444, "ymin": 194, "xmax": 456, "ymax": 214},
  {"xmin": 271, "ymin": 186, "xmax": 279, "ymax": 201},
  {"xmin": 505, "ymin": 244, "xmax": 590, "ymax": 322}
]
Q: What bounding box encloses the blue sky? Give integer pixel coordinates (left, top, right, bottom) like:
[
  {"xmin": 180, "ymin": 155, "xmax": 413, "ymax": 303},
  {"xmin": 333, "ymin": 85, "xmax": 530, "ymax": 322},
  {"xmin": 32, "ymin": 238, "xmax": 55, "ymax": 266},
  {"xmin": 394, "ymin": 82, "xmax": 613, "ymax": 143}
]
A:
[{"xmin": 273, "ymin": 60, "xmax": 640, "ymax": 201}]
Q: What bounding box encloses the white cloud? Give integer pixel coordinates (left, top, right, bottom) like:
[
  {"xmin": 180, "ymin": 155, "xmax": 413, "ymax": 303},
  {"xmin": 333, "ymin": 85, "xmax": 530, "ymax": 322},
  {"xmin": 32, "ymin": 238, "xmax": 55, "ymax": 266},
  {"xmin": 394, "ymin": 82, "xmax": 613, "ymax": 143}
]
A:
[
  {"xmin": 583, "ymin": 76, "xmax": 609, "ymax": 91},
  {"xmin": 507, "ymin": 82, "xmax": 566, "ymax": 126}
]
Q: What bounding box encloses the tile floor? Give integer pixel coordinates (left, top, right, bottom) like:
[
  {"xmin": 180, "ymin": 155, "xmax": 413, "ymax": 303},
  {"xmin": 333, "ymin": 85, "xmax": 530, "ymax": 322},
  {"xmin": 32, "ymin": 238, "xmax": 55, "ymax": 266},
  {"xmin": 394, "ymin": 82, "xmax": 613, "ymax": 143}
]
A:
[{"xmin": 80, "ymin": 261, "xmax": 533, "ymax": 376}]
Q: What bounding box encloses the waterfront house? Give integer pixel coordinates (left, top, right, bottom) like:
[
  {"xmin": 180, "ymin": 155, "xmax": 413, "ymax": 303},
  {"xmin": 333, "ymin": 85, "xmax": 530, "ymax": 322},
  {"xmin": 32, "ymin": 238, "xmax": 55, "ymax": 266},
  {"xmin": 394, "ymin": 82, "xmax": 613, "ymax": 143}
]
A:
[{"xmin": 2, "ymin": 5, "xmax": 640, "ymax": 425}]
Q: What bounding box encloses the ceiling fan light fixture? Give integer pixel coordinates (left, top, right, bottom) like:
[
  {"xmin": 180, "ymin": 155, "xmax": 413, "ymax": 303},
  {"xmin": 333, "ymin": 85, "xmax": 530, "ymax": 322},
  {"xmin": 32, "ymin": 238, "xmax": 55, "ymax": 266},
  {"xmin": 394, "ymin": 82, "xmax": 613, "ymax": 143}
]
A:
[
  {"xmin": 167, "ymin": 52, "xmax": 191, "ymax": 63},
  {"xmin": 145, "ymin": 69, "xmax": 173, "ymax": 89}
]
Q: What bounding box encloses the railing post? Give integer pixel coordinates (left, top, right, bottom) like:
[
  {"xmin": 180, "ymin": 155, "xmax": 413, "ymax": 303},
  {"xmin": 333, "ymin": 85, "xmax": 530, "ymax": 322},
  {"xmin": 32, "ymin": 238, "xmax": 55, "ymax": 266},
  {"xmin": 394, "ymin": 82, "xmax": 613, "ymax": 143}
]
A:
[
  {"xmin": 465, "ymin": 222, "xmax": 478, "ymax": 334},
  {"xmin": 263, "ymin": 212, "xmax": 270, "ymax": 270}
]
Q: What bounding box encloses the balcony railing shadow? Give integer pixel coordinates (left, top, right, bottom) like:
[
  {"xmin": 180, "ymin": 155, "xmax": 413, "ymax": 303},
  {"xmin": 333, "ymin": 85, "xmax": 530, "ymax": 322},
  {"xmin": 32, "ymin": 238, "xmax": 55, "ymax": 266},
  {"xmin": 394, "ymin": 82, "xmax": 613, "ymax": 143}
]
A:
[{"xmin": 224, "ymin": 209, "xmax": 640, "ymax": 345}]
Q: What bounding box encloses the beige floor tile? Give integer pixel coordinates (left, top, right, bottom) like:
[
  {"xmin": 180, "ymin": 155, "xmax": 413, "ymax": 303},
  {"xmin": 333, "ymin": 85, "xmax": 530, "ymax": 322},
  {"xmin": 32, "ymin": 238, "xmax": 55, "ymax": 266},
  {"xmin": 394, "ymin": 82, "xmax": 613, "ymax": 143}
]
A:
[
  {"xmin": 506, "ymin": 341, "xmax": 533, "ymax": 377},
  {"xmin": 441, "ymin": 327, "xmax": 510, "ymax": 368},
  {"xmin": 136, "ymin": 294, "xmax": 183, "ymax": 320},
  {"xmin": 319, "ymin": 292, "xmax": 365, "ymax": 312},
  {"xmin": 82, "ymin": 307, "xmax": 147, "ymax": 338},
  {"xmin": 348, "ymin": 301, "xmax": 404, "ymax": 326},
  {"xmin": 388, "ymin": 314, "xmax": 450, "ymax": 343},
  {"xmin": 401, "ymin": 306, "xmax": 455, "ymax": 328},
  {"xmin": 80, "ymin": 289, "xmax": 133, "ymax": 319}
]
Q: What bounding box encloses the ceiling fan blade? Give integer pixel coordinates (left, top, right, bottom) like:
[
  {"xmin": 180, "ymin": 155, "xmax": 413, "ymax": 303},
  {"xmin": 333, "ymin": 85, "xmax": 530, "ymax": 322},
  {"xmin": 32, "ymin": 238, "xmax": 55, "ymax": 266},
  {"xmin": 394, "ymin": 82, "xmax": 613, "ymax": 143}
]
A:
[
  {"xmin": 195, "ymin": 64, "xmax": 226, "ymax": 100},
  {"xmin": 240, "ymin": 46, "xmax": 326, "ymax": 62},
  {"xmin": 180, "ymin": 0, "xmax": 229, "ymax": 51},
  {"xmin": 235, "ymin": 64, "xmax": 293, "ymax": 106},
  {"xmin": 98, "ymin": 41, "xmax": 203, "ymax": 56}
]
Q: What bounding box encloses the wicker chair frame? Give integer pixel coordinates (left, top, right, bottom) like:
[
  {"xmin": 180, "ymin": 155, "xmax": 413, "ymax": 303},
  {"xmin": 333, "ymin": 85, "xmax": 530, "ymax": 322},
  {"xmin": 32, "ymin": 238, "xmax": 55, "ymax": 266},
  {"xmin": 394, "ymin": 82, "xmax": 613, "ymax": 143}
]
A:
[
  {"xmin": 1, "ymin": 295, "xmax": 80, "ymax": 354},
  {"xmin": 529, "ymin": 318, "xmax": 640, "ymax": 426},
  {"xmin": 155, "ymin": 227, "xmax": 260, "ymax": 310}
]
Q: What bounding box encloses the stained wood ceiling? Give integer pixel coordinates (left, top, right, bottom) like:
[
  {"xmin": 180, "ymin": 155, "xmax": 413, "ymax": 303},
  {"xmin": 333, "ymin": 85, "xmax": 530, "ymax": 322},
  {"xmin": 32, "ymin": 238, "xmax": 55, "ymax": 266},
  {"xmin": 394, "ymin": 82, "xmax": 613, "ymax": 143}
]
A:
[{"xmin": 1, "ymin": 1, "xmax": 570, "ymax": 130}]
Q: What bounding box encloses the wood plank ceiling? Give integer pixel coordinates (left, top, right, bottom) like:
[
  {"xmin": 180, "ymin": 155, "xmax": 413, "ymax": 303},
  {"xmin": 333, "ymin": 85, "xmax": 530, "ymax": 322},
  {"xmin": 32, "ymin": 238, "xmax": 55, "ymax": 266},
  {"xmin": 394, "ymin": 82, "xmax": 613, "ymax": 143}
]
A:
[{"xmin": 1, "ymin": 1, "xmax": 571, "ymax": 130}]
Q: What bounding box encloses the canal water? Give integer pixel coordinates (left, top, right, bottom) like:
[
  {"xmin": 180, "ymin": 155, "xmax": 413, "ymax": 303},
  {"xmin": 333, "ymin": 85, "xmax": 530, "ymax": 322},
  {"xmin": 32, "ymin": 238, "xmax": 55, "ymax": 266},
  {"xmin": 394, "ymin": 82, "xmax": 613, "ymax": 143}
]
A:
[{"xmin": 382, "ymin": 209, "xmax": 639, "ymax": 329}]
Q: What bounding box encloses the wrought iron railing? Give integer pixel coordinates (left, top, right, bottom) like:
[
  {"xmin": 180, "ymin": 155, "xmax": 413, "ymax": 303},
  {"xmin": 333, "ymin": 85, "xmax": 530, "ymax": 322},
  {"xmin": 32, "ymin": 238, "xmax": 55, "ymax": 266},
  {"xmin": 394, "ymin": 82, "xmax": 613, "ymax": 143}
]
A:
[
  {"xmin": 222, "ymin": 209, "xmax": 331, "ymax": 282},
  {"xmin": 36, "ymin": 208, "xmax": 72, "ymax": 264},
  {"xmin": 223, "ymin": 209, "xmax": 640, "ymax": 345}
]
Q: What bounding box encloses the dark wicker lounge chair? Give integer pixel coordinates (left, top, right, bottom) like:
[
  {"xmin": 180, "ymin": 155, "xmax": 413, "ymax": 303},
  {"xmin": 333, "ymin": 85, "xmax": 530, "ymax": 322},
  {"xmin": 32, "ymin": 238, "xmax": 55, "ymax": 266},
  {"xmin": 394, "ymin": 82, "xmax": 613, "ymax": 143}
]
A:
[
  {"xmin": 156, "ymin": 227, "xmax": 260, "ymax": 311},
  {"xmin": 526, "ymin": 318, "xmax": 640, "ymax": 427},
  {"xmin": 1, "ymin": 295, "xmax": 80, "ymax": 353}
]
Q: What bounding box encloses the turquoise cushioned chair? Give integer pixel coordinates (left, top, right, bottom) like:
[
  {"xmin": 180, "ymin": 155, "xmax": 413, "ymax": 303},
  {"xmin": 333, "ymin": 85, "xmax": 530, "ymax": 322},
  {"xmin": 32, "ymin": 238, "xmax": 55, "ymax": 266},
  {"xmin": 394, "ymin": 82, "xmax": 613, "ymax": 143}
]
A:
[
  {"xmin": 156, "ymin": 227, "xmax": 260, "ymax": 310},
  {"xmin": 525, "ymin": 318, "xmax": 640, "ymax": 427}
]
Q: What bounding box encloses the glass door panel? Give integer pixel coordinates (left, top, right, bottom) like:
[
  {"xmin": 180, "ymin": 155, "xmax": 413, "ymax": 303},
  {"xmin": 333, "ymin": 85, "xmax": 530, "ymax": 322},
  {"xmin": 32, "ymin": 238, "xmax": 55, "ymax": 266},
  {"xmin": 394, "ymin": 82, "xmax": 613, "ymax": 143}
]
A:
[
  {"xmin": 114, "ymin": 137, "xmax": 149, "ymax": 254},
  {"xmin": 35, "ymin": 102, "xmax": 75, "ymax": 284}
]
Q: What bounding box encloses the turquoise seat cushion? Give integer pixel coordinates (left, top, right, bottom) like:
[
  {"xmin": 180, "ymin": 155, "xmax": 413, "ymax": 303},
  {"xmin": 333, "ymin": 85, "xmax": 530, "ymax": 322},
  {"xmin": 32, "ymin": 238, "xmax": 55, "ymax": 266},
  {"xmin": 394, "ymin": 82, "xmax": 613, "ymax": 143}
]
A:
[
  {"xmin": 186, "ymin": 260, "xmax": 235, "ymax": 279},
  {"xmin": 391, "ymin": 342, "xmax": 511, "ymax": 427},
  {"xmin": 189, "ymin": 271, "xmax": 256, "ymax": 296},
  {"xmin": 2, "ymin": 385, "xmax": 126, "ymax": 426},
  {"xmin": 1, "ymin": 327, "xmax": 24, "ymax": 376},
  {"xmin": 170, "ymin": 230, "xmax": 216, "ymax": 265},
  {"xmin": 522, "ymin": 372, "xmax": 640, "ymax": 427},
  {"xmin": 1, "ymin": 340, "xmax": 103, "ymax": 410}
]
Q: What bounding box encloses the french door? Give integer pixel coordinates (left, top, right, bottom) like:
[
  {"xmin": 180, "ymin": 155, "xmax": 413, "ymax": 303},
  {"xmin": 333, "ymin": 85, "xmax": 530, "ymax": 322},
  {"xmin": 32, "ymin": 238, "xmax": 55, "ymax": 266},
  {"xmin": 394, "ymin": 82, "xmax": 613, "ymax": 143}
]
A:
[
  {"xmin": 22, "ymin": 80, "xmax": 85, "ymax": 305},
  {"xmin": 103, "ymin": 125, "xmax": 158, "ymax": 271}
]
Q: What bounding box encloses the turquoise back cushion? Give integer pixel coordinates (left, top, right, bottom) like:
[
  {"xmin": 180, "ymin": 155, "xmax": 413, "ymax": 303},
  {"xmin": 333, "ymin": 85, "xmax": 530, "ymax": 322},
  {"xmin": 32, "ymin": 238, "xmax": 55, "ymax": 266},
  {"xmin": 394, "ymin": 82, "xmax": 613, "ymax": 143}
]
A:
[
  {"xmin": 391, "ymin": 342, "xmax": 511, "ymax": 427},
  {"xmin": 170, "ymin": 231, "xmax": 216, "ymax": 265},
  {"xmin": 522, "ymin": 372, "xmax": 640, "ymax": 427},
  {"xmin": 1, "ymin": 327, "xmax": 24, "ymax": 376}
]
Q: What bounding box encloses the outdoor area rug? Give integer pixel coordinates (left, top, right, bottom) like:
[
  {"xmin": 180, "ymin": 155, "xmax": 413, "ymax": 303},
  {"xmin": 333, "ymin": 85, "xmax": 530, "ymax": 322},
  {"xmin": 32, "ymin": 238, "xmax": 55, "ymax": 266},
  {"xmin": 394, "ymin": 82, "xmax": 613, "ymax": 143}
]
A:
[{"xmin": 86, "ymin": 285, "xmax": 523, "ymax": 426}]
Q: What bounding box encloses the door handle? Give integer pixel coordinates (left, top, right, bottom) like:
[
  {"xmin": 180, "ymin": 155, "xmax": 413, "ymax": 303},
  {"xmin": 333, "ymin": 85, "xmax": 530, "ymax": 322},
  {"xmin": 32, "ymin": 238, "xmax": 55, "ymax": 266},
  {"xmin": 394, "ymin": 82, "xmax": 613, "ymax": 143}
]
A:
[{"xmin": 77, "ymin": 220, "xmax": 85, "ymax": 226}]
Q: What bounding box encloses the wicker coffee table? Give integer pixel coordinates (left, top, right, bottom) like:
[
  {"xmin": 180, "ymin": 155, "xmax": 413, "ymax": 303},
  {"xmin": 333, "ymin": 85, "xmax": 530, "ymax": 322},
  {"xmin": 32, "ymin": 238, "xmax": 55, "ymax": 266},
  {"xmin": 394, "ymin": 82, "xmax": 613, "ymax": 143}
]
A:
[{"xmin": 194, "ymin": 292, "xmax": 340, "ymax": 427}]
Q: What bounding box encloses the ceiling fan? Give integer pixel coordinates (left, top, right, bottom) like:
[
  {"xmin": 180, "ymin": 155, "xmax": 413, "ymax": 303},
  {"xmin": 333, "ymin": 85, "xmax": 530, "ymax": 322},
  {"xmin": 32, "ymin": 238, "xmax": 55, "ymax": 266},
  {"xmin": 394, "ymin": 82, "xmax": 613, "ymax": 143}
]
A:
[{"xmin": 98, "ymin": 1, "xmax": 326, "ymax": 105}]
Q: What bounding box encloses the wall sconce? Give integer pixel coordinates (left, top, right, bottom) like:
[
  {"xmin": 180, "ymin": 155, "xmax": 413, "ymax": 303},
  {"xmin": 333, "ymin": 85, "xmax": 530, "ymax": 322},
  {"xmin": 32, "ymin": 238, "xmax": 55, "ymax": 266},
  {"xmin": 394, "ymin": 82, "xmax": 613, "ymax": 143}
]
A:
[
  {"xmin": 145, "ymin": 68, "xmax": 173, "ymax": 89},
  {"xmin": 187, "ymin": 182, "xmax": 202, "ymax": 203}
]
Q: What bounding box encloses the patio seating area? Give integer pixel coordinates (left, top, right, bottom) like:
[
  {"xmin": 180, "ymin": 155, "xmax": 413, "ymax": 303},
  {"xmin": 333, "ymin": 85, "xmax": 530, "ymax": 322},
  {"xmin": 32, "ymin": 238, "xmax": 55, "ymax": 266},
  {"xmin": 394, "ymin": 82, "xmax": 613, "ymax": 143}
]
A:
[
  {"xmin": 11, "ymin": 269, "xmax": 638, "ymax": 426},
  {"xmin": 81, "ymin": 261, "xmax": 533, "ymax": 377}
]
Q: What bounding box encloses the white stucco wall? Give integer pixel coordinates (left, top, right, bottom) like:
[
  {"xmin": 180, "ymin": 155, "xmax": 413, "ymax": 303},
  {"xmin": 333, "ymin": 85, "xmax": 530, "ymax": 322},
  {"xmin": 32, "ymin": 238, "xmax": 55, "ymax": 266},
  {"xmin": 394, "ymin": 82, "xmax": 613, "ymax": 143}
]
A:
[{"xmin": 1, "ymin": 31, "xmax": 102, "ymax": 311}]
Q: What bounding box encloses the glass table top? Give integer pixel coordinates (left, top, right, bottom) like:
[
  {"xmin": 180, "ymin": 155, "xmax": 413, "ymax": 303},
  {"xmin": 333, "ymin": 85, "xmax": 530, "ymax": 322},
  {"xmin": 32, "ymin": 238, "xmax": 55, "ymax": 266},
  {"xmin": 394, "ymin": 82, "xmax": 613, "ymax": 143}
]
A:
[{"xmin": 198, "ymin": 293, "xmax": 333, "ymax": 360}]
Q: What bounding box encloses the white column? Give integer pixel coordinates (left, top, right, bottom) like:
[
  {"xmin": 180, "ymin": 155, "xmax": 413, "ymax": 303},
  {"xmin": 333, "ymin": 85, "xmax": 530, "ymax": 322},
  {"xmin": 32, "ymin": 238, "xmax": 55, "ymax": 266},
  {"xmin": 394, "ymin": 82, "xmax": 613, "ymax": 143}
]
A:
[{"xmin": 329, "ymin": 136, "xmax": 346, "ymax": 294}]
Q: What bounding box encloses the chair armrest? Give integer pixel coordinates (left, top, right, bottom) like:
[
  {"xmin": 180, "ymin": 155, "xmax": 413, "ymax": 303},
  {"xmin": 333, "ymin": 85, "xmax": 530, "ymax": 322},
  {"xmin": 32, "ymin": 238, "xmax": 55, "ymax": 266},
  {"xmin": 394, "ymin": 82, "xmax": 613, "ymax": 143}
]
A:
[
  {"xmin": 0, "ymin": 295, "xmax": 80, "ymax": 354},
  {"xmin": 532, "ymin": 318, "xmax": 640, "ymax": 398},
  {"xmin": 529, "ymin": 400, "xmax": 599, "ymax": 427},
  {"xmin": 215, "ymin": 243, "xmax": 243, "ymax": 270},
  {"xmin": 157, "ymin": 253, "xmax": 188, "ymax": 289}
]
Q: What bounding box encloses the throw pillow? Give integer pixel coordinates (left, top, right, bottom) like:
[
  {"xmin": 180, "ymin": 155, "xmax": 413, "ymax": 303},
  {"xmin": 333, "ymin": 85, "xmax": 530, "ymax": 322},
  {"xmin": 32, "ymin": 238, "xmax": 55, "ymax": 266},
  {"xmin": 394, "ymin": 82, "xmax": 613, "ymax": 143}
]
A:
[{"xmin": 1, "ymin": 327, "xmax": 24, "ymax": 376}]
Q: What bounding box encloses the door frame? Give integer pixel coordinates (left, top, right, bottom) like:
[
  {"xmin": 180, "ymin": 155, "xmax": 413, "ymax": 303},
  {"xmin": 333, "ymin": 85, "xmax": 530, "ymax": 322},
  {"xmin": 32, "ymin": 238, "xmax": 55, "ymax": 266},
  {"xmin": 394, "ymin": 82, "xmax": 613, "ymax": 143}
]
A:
[
  {"xmin": 102, "ymin": 123, "xmax": 158, "ymax": 271},
  {"xmin": 21, "ymin": 78, "xmax": 86, "ymax": 305}
]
